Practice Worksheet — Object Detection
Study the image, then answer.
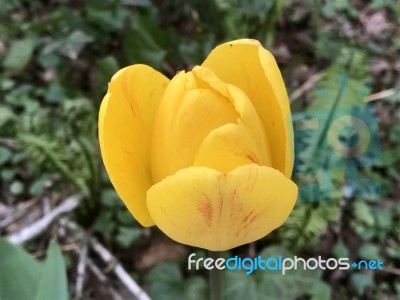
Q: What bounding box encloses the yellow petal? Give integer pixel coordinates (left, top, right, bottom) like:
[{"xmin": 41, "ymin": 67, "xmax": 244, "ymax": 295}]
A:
[
  {"xmin": 151, "ymin": 71, "xmax": 187, "ymax": 183},
  {"xmin": 147, "ymin": 164, "xmax": 298, "ymax": 251},
  {"xmin": 191, "ymin": 66, "xmax": 272, "ymax": 167},
  {"xmin": 151, "ymin": 75, "xmax": 239, "ymax": 182},
  {"xmin": 99, "ymin": 64, "xmax": 169, "ymax": 226},
  {"xmin": 202, "ymin": 39, "xmax": 294, "ymax": 177},
  {"xmin": 193, "ymin": 123, "xmax": 266, "ymax": 172}
]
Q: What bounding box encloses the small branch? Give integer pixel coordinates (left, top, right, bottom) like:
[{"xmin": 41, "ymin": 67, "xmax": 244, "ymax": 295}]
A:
[
  {"xmin": 7, "ymin": 194, "xmax": 83, "ymax": 245},
  {"xmin": 90, "ymin": 238, "xmax": 151, "ymax": 300},
  {"xmin": 382, "ymin": 267, "xmax": 400, "ymax": 276},
  {"xmin": 0, "ymin": 139, "xmax": 17, "ymax": 149},
  {"xmin": 87, "ymin": 259, "xmax": 124, "ymax": 300},
  {"xmin": 60, "ymin": 219, "xmax": 151, "ymax": 300},
  {"xmin": 75, "ymin": 241, "xmax": 88, "ymax": 300},
  {"xmin": 0, "ymin": 198, "xmax": 39, "ymax": 229},
  {"xmin": 364, "ymin": 88, "xmax": 396, "ymax": 102},
  {"xmin": 290, "ymin": 72, "xmax": 324, "ymax": 103}
]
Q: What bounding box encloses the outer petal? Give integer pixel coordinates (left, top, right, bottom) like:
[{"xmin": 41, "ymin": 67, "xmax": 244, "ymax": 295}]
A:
[
  {"xmin": 202, "ymin": 39, "xmax": 294, "ymax": 177},
  {"xmin": 99, "ymin": 64, "xmax": 169, "ymax": 226},
  {"xmin": 147, "ymin": 164, "xmax": 298, "ymax": 251}
]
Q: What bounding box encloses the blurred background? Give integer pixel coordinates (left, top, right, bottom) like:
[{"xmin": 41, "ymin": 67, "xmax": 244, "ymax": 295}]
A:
[{"xmin": 0, "ymin": 0, "xmax": 399, "ymax": 299}]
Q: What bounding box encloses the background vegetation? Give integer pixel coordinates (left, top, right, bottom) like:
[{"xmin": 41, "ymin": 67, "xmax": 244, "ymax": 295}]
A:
[{"xmin": 0, "ymin": 0, "xmax": 399, "ymax": 299}]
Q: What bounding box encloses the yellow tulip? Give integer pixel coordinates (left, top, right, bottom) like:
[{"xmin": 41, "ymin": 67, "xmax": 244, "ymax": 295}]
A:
[{"xmin": 98, "ymin": 39, "xmax": 298, "ymax": 251}]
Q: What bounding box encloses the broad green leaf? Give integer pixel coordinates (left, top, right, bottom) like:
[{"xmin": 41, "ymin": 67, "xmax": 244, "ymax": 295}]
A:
[
  {"xmin": 145, "ymin": 262, "xmax": 184, "ymax": 300},
  {"xmin": 86, "ymin": 6, "xmax": 129, "ymax": 31},
  {"xmin": 100, "ymin": 188, "xmax": 121, "ymax": 207},
  {"xmin": 34, "ymin": 241, "xmax": 68, "ymax": 300},
  {"xmin": 3, "ymin": 36, "xmax": 36, "ymax": 72},
  {"xmin": 185, "ymin": 276, "xmax": 208, "ymax": 300},
  {"xmin": 0, "ymin": 147, "xmax": 12, "ymax": 166},
  {"xmin": 258, "ymin": 268, "xmax": 321, "ymax": 299},
  {"xmin": 353, "ymin": 201, "xmax": 375, "ymax": 226},
  {"xmin": 257, "ymin": 245, "xmax": 323, "ymax": 299},
  {"xmin": 122, "ymin": 0, "xmax": 152, "ymax": 6},
  {"xmin": 94, "ymin": 212, "xmax": 116, "ymax": 234},
  {"xmin": 122, "ymin": 15, "xmax": 167, "ymax": 69},
  {"xmin": 29, "ymin": 177, "xmax": 48, "ymax": 196},
  {"xmin": 10, "ymin": 180, "xmax": 24, "ymax": 195},
  {"xmin": 96, "ymin": 56, "xmax": 120, "ymax": 81},
  {"xmin": 224, "ymin": 271, "xmax": 258, "ymax": 300},
  {"xmin": 116, "ymin": 227, "xmax": 142, "ymax": 248},
  {"xmin": 309, "ymin": 281, "xmax": 331, "ymax": 300},
  {"xmin": 60, "ymin": 30, "xmax": 94, "ymax": 58},
  {"xmin": 351, "ymin": 273, "xmax": 373, "ymax": 296},
  {"xmin": 358, "ymin": 243, "xmax": 380, "ymax": 260},
  {"xmin": 45, "ymin": 80, "xmax": 65, "ymax": 103},
  {"xmin": 0, "ymin": 239, "xmax": 43, "ymax": 300},
  {"xmin": 333, "ymin": 242, "xmax": 349, "ymax": 258},
  {"xmin": 0, "ymin": 106, "xmax": 15, "ymax": 128}
]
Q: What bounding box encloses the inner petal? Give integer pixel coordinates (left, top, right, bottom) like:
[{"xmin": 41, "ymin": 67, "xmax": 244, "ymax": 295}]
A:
[{"xmin": 172, "ymin": 88, "xmax": 239, "ymax": 168}]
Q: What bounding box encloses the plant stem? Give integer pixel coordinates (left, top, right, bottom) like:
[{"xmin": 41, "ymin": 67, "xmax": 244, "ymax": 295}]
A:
[{"xmin": 209, "ymin": 251, "xmax": 223, "ymax": 300}]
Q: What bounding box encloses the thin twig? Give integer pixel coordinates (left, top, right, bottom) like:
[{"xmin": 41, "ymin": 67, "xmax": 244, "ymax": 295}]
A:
[
  {"xmin": 382, "ymin": 267, "xmax": 400, "ymax": 276},
  {"xmin": 7, "ymin": 194, "xmax": 83, "ymax": 245},
  {"xmin": 290, "ymin": 71, "xmax": 324, "ymax": 103},
  {"xmin": 87, "ymin": 259, "xmax": 124, "ymax": 300},
  {"xmin": 57, "ymin": 221, "xmax": 122, "ymax": 300},
  {"xmin": 0, "ymin": 198, "xmax": 39, "ymax": 229},
  {"xmin": 60, "ymin": 218, "xmax": 151, "ymax": 300},
  {"xmin": 32, "ymin": 243, "xmax": 77, "ymax": 258},
  {"xmin": 364, "ymin": 88, "xmax": 396, "ymax": 102},
  {"xmin": 0, "ymin": 139, "xmax": 16, "ymax": 149},
  {"xmin": 75, "ymin": 241, "xmax": 88, "ymax": 300}
]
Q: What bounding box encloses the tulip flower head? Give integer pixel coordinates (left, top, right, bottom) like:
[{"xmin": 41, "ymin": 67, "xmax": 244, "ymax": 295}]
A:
[{"xmin": 99, "ymin": 39, "xmax": 298, "ymax": 251}]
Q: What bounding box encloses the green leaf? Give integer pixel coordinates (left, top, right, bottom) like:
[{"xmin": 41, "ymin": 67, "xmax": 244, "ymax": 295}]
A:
[
  {"xmin": 10, "ymin": 180, "xmax": 24, "ymax": 195},
  {"xmin": 122, "ymin": 0, "xmax": 152, "ymax": 6},
  {"xmin": 351, "ymin": 273, "xmax": 373, "ymax": 296},
  {"xmin": 0, "ymin": 147, "xmax": 12, "ymax": 166},
  {"xmin": 256, "ymin": 245, "xmax": 324, "ymax": 299},
  {"xmin": 101, "ymin": 188, "xmax": 121, "ymax": 207},
  {"xmin": 334, "ymin": 0, "xmax": 349, "ymax": 10},
  {"xmin": 86, "ymin": 6, "xmax": 129, "ymax": 31},
  {"xmin": 0, "ymin": 106, "xmax": 15, "ymax": 128},
  {"xmin": 185, "ymin": 276, "xmax": 208, "ymax": 300},
  {"xmin": 96, "ymin": 56, "xmax": 120, "ymax": 80},
  {"xmin": 309, "ymin": 281, "xmax": 331, "ymax": 300},
  {"xmin": 333, "ymin": 242, "xmax": 349, "ymax": 258},
  {"xmin": 258, "ymin": 268, "xmax": 321, "ymax": 299},
  {"xmin": 45, "ymin": 80, "xmax": 65, "ymax": 103},
  {"xmin": 145, "ymin": 262, "xmax": 184, "ymax": 300},
  {"xmin": 61, "ymin": 30, "xmax": 94, "ymax": 59},
  {"xmin": 94, "ymin": 212, "xmax": 115, "ymax": 234},
  {"xmin": 116, "ymin": 227, "xmax": 142, "ymax": 248},
  {"xmin": 34, "ymin": 241, "xmax": 68, "ymax": 300},
  {"xmin": 29, "ymin": 177, "xmax": 48, "ymax": 196},
  {"xmin": 1, "ymin": 168, "xmax": 16, "ymax": 181},
  {"xmin": 122, "ymin": 15, "xmax": 167, "ymax": 69},
  {"xmin": 116, "ymin": 209, "xmax": 135, "ymax": 224},
  {"xmin": 358, "ymin": 243, "xmax": 380, "ymax": 260},
  {"xmin": 224, "ymin": 271, "xmax": 259, "ymax": 300},
  {"xmin": 353, "ymin": 201, "xmax": 374, "ymax": 226},
  {"xmin": 3, "ymin": 36, "xmax": 36, "ymax": 72},
  {"xmin": 0, "ymin": 239, "xmax": 43, "ymax": 300}
]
